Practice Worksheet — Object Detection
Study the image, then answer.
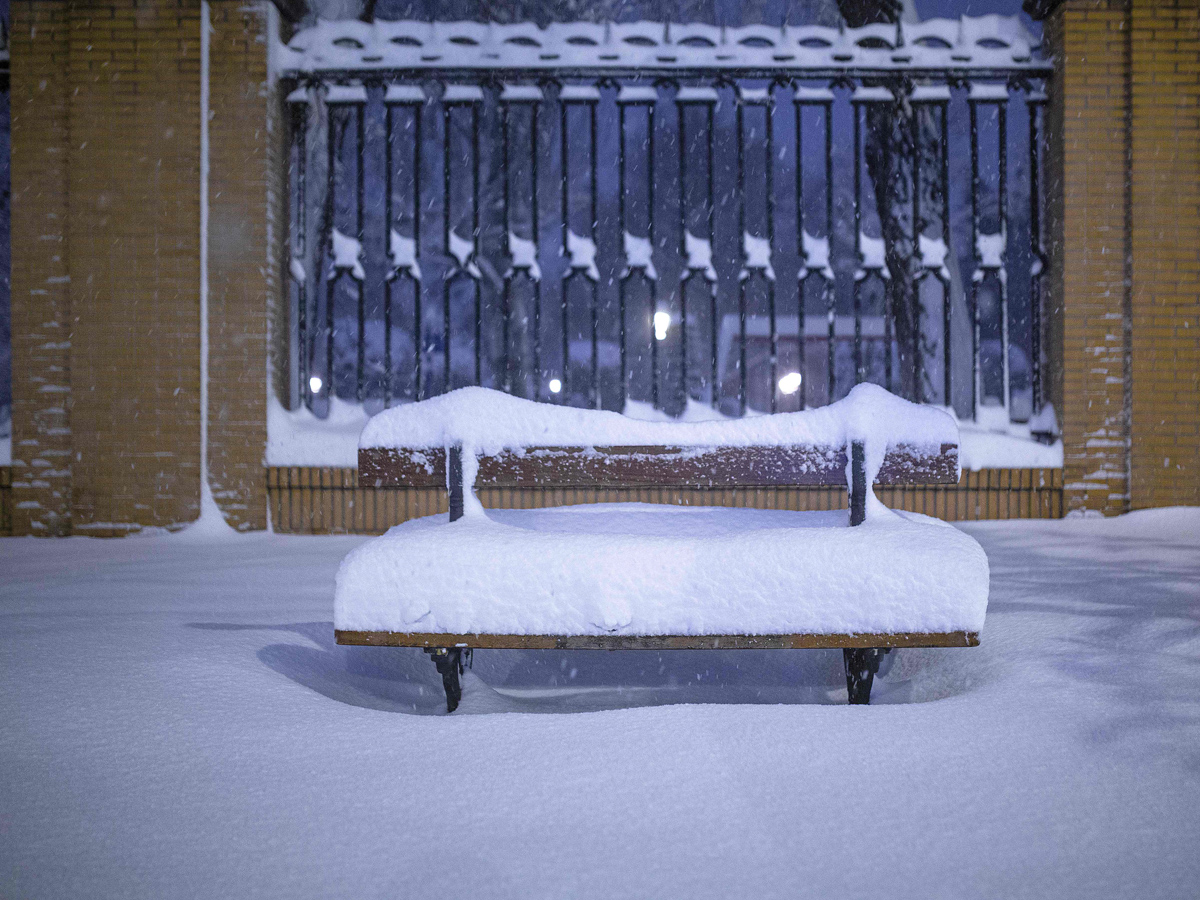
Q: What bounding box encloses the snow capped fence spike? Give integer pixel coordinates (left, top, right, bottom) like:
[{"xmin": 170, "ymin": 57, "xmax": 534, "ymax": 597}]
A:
[{"xmin": 282, "ymin": 16, "xmax": 1048, "ymax": 74}]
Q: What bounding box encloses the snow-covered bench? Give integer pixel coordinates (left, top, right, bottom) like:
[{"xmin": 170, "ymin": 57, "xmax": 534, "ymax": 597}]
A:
[{"xmin": 336, "ymin": 384, "xmax": 989, "ymax": 711}]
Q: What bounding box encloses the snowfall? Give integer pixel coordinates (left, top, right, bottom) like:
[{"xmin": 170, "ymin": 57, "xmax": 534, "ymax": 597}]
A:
[{"xmin": 2, "ymin": 509, "xmax": 1199, "ymax": 897}]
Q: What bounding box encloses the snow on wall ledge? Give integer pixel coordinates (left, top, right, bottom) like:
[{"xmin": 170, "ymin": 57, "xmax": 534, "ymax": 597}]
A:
[
  {"xmin": 267, "ymin": 395, "xmax": 370, "ymax": 469},
  {"xmin": 278, "ymin": 16, "xmax": 1047, "ymax": 76}
]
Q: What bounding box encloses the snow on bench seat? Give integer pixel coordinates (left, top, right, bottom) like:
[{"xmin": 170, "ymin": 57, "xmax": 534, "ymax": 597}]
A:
[{"xmin": 334, "ymin": 504, "xmax": 990, "ymax": 638}]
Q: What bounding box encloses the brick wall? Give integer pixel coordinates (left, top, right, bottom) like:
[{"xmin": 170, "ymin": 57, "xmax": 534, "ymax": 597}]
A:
[
  {"xmin": 10, "ymin": 0, "xmax": 73, "ymax": 535},
  {"xmin": 1129, "ymin": 0, "xmax": 1200, "ymax": 509},
  {"xmin": 8, "ymin": 0, "xmax": 1197, "ymax": 533}
]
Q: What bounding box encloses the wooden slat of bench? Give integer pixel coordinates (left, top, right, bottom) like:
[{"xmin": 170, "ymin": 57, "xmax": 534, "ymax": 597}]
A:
[
  {"xmin": 335, "ymin": 630, "xmax": 980, "ymax": 649},
  {"xmin": 359, "ymin": 443, "xmax": 959, "ymax": 489}
]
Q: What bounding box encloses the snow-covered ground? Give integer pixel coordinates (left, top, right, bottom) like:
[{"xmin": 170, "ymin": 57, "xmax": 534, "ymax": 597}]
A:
[{"xmin": 2, "ymin": 509, "xmax": 1199, "ymax": 898}]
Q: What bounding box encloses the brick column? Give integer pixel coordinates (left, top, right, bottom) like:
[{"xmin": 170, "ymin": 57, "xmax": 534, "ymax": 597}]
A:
[
  {"xmin": 9, "ymin": 0, "xmax": 285, "ymax": 536},
  {"xmin": 1041, "ymin": 0, "xmax": 1133, "ymax": 516},
  {"xmin": 1128, "ymin": 0, "xmax": 1200, "ymax": 509},
  {"xmin": 65, "ymin": 0, "xmax": 203, "ymax": 534},
  {"xmin": 9, "ymin": 0, "xmax": 73, "ymax": 536},
  {"xmin": 205, "ymin": 0, "xmax": 283, "ymax": 531}
]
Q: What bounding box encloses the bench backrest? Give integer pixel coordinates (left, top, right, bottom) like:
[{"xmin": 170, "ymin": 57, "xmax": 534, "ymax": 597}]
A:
[{"xmin": 359, "ymin": 440, "xmax": 959, "ymax": 526}]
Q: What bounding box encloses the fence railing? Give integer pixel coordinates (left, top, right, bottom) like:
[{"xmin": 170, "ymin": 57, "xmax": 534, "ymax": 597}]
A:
[{"xmin": 280, "ymin": 17, "xmax": 1050, "ymax": 424}]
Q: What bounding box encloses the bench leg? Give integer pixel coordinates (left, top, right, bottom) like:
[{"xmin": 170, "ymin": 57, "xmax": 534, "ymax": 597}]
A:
[
  {"xmin": 843, "ymin": 648, "xmax": 888, "ymax": 705},
  {"xmin": 426, "ymin": 648, "xmax": 464, "ymax": 713}
]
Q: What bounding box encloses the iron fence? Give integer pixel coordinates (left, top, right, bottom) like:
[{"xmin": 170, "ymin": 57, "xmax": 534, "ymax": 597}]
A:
[{"xmin": 281, "ymin": 17, "xmax": 1050, "ymax": 423}]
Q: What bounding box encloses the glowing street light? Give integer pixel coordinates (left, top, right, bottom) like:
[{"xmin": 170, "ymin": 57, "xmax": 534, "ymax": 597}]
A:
[
  {"xmin": 653, "ymin": 311, "xmax": 670, "ymax": 341},
  {"xmin": 548, "ymin": 378, "xmax": 562, "ymax": 394},
  {"xmin": 778, "ymin": 372, "xmax": 802, "ymax": 395},
  {"xmin": 308, "ymin": 375, "xmax": 323, "ymax": 394}
]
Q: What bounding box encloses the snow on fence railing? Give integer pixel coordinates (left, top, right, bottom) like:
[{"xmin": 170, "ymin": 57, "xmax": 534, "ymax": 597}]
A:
[
  {"xmin": 278, "ymin": 17, "xmax": 1045, "ymax": 76},
  {"xmin": 279, "ymin": 16, "xmax": 1051, "ymax": 431}
]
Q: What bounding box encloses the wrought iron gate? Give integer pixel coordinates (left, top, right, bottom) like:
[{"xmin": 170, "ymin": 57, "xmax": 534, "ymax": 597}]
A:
[{"xmin": 281, "ymin": 16, "xmax": 1050, "ymax": 423}]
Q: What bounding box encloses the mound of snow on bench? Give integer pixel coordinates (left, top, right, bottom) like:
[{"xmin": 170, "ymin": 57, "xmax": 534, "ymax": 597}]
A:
[
  {"xmin": 360, "ymin": 382, "xmax": 955, "ymax": 458},
  {"xmin": 335, "ymin": 505, "xmax": 989, "ymax": 636}
]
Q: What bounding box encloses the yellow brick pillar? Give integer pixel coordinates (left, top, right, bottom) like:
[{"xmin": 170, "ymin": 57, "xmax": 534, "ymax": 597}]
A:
[
  {"xmin": 10, "ymin": 0, "xmax": 73, "ymax": 535},
  {"xmin": 64, "ymin": 0, "xmax": 204, "ymax": 534},
  {"xmin": 1035, "ymin": 0, "xmax": 1133, "ymax": 516},
  {"xmin": 1034, "ymin": 0, "xmax": 1200, "ymax": 513},
  {"xmin": 1128, "ymin": 0, "xmax": 1200, "ymax": 509},
  {"xmin": 205, "ymin": 0, "xmax": 288, "ymax": 531}
]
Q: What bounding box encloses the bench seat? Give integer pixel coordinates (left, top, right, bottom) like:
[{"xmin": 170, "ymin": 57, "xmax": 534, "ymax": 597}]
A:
[{"xmin": 335, "ymin": 503, "xmax": 989, "ymax": 641}]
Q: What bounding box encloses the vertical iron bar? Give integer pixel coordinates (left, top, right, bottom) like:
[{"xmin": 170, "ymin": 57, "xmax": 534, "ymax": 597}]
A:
[
  {"xmin": 293, "ymin": 101, "xmax": 308, "ymax": 408},
  {"xmin": 443, "ymin": 96, "xmax": 452, "ymax": 393},
  {"xmin": 675, "ymin": 86, "xmax": 717, "ymax": 411},
  {"xmin": 824, "ymin": 97, "xmax": 835, "ymax": 406},
  {"xmin": 501, "ymin": 99, "xmax": 511, "ymax": 393},
  {"xmin": 472, "ymin": 101, "xmax": 481, "ymax": 388},
  {"xmin": 1029, "ymin": 88, "xmax": 1044, "ymax": 413},
  {"xmin": 998, "ymin": 99, "xmax": 1010, "ymax": 418},
  {"xmin": 940, "ymin": 98, "xmax": 951, "ymax": 409},
  {"xmin": 886, "ymin": 116, "xmax": 896, "ymax": 394},
  {"xmin": 560, "ymin": 88, "xmax": 570, "ymax": 404},
  {"xmin": 590, "ymin": 97, "xmax": 599, "ymax": 409},
  {"xmin": 384, "ymin": 102, "xmax": 394, "ymax": 407},
  {"xmin": 678, "ymin": 90, "xmax": 688, "ymax": 409},
  {"xmin": 853, "ymin": 100, "xmax": 863, "ymax": 387},
  {"xmin": 794, "ymin": 91, "xmax": 806, "ymax": 411},
  {"xmin": 881, "ymin": 94, "xmax": 893, "ymax": 394},
  {"xmin": 498, "ymin": 89, "xmax": 541, "ymax": 399},
  {"xmin": 413, "ymin": 99, "xmax": 423, "ymax": 400},
  {"xmin": 531, "ymin": 100, "xmax": 541, "ymax": 402},
  {"xmin": 707, "ymin": 99, "xmax": 717, "ymax": 409},
  {"xmin": 766, "ymin": 87, "xmax": 777, "ymax": 414},
  {"xmin": 969, "ymin": 96, "xmax": 981, "ymax": 420},
  {"xmin": 326, "ymin": 104, "xmax": 336, "ymax": 405},
  {"xmin": 356, "ymin": 103, "xmax": 365, "ymax": 403},
  {"xmin": 911, "ymin": 88, "xmax": 923, "ymax": 403},
  {"xmin": 736, "ymin": 91, "xmax": 747, "ymax": 415},
  {"xmin": 618, "ymin": 100, "xmax": 627, "ymax": 402},
  {"xmin": 649, "ymin": 100, "xmax": 659, "ymax": 411}
]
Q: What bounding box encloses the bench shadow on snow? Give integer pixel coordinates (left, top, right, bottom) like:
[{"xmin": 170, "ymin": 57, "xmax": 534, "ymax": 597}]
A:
[
  {"xmin": 979, "ymin": 527, "xmax": 1200, "ymax": 772},
  {"xmin": 188, "ymin": 621, "xmax": 982, "ymax": 715}
]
